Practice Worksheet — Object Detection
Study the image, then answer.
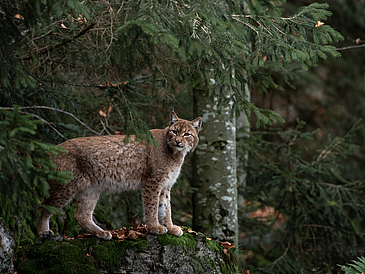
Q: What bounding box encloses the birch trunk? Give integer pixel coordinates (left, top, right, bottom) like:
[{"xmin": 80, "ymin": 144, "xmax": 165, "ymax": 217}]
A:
[{"xmin": 192, "ymin": 84, "xmax": 238, "ymax": 245}]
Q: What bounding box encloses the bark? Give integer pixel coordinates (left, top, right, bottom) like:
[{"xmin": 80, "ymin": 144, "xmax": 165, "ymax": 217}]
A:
[
  {"xmin": 14, "ymin": 232, "xmax": 237, "ymax": 274},
  {"xmin": 0, "ymin": 218, "xmax": 16, "ymax": 274},
  {"xmin": 192, "ymin": 83, "xmax": 238, "ymax": 245},
  {"xmin": 236, "ymin": 80, "xmax": 251, "ymax": 206}
]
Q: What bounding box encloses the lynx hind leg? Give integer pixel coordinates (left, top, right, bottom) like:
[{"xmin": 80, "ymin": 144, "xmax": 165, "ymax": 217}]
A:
[
  {"xmin": 159, "ymin": 189, "xmax": 183, "ymax": 237},
  {"xmin": 37, "ymin": 181, "xmax": 77, "ymax": 238},
  {"xmin": 75, "ymin": 188, "xmax": 112, "ymax": 240}
]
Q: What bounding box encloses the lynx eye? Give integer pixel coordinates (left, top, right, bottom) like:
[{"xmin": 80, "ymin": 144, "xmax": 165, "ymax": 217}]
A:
[
  {"xmin": 183, "ymin": 132, "xmax": 191, "ymax": 137},
  {"xmin": 171, "ymin": 130, "xmax": 178, "ymax": 135}
]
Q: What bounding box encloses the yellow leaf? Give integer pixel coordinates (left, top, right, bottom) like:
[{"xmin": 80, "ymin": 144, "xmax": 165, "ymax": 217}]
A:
[{"xmin": 315, "ymin": 21, "xmax": 325, "ymax": 27}]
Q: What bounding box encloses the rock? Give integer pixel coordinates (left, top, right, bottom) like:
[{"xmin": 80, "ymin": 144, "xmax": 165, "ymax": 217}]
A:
[
  {"xmin": 0, "ymin": 218, "xmax": 16, "ymax": 274},
  {"xmin": 15, "ymin": 229, "xmax": 238, "ymax": 274}
]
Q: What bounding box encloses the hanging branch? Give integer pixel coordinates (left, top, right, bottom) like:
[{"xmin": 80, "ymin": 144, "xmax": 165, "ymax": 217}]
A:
[
  {"xmin": 21, "ymin": 23, "xmax": 97, "ymax": 61},
  {"xmin": 336, "ymin": 44, "xmax": 365, "ymax": 51},
  {"xmin": 0, "ymin": 106, "xmax": 151, "ymax": 158}
]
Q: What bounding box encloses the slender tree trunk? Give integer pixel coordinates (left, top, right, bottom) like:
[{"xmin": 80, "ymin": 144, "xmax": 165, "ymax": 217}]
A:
[
  {"xmin": 192, "ymin": 81, "xmax": 238, "ymax": 245},
  {"xmin": 236, "ymin": 79, "xmax": 250, "ymax": 206}
]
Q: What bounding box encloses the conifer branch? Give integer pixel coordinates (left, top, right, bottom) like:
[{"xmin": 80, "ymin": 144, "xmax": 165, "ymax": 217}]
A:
[
  {"xmin": 0, "ymin": 106, "xmax": 151, "ymax": 158},
  {"xmin": 21, "ymin": 23, "xmax": 97, "ymax": 61}
]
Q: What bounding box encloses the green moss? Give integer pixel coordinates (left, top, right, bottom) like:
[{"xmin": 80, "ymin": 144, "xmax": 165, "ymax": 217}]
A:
[
  {"xmin": 93, "ymin": 237, "xmax": 149, "ymax": 272},
  {"xmin": 16, "ymin": 238, "xmax": 100, "ymax": 274},
  {"xmin": 204, "ymin": 237, "xmax": 223, "ymax": 253},
  {"xmin": 15, "ymin": 236, "xmax": 150, "ymax": 274},
  {"xmin": 157, "ymin": 229, "xmax": 197, "ymax": 253},
  {"xmin": 218, "ymin": 249, "xmax": 240, "ymax": 274}
]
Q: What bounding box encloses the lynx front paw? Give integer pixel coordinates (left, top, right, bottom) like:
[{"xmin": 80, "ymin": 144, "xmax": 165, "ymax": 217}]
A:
[
  {"xmin": 148, "ymin": 225, "xmax": 168, "ymax": 235},
  {"xmin": 95, "ymin": 230, "xmax": 112, "ymax": 240},
  {"xmin": 167, "ymin": 225, "xmax": 183, "ymax": 237}
]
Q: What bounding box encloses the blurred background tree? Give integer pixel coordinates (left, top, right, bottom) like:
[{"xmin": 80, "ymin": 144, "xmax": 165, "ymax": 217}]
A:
[
  {"xmin": 239, "ymin": 0, "xmax": 365, "ymax": 273},
  {"xmin": 1, "ymin": 0, "xmax": 364, "ymax": 273}
]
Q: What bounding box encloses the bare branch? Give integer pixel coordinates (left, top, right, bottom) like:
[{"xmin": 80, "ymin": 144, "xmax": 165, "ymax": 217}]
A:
[{"xmin": 336, "ymin": 44, "xmax": 365, "ymax": 51}]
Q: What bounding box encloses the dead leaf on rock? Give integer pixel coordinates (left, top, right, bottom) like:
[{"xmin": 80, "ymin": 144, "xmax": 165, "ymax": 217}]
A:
[
  {"xmin": 220, "ymin": 241, "xmax": 235, "ymax": 251},
  {"xmin": 187, "ymin": 228, "xmax": 198, "ymax": 236},
  {"xmin": 76, "ymin": 233, "xmax": 93, "ymax": 239},
  {"xmin": 63, "ymin": 235, "xmax": 74, "ymax": 240}
]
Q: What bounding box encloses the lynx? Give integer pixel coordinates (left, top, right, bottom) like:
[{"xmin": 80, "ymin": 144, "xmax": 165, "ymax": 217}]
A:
[{"xmin": 37, "ymin": 111, "xmax": 202, "ymax": 240}]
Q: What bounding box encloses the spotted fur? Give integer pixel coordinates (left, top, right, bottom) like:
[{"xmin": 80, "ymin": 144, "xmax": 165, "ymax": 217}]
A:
[{"xmin": 37, "ymin": 111, "xmax": 202, "ymax": 239}]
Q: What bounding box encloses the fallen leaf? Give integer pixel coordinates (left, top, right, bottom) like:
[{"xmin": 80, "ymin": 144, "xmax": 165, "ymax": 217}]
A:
[
  {"xmin": 244, "ymin": 271, "xmax": 251, "ymax": 274},
  {"xmin": 63, "ymin": 235, "xmax": 74, "ymax": 240},
  {"xmin": 76, "ymin": 233, "xmax": 93, "ymax": 239},
  {"xmin": 108, "ymin": 105, "xmax": 113, "ymax": 114},
  {"xmin": 187, "ymin": 228, "xmax": 198, "ymax": 236},
  {"xmin": 14, "ymin": 14, "xmax": 24, "ymax": 20},
  {"xmin": 315, "ymin": 21, "xmax": 324, "ymax": 27},
  {"xmin": 99, "ymin": 110, "xmax": 107, "ymax": 117},
  {"xmin": 220, "ymin": 241, "xmax": 235, "ymax": 251},
  {"xmin": 356, "ymin": 38, "xmax": 361, "ymax": 44},
  {"xmin": 263, "ymin": 55, "xmax": 267, "ymax": 62},
  {"xmin": 78, "ymin": 14, "xmax": 87, "ymax": 24},
  {"xmin": 60, "ymin": 23, "xmax": 67, "ymax": 29}
]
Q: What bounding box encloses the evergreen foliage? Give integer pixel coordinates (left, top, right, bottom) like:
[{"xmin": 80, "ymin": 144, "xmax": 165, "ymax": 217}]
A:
[
  {"xmin": 237, "ymin": 119, "xmax": 365, "ymax": 273},
  {"xmin": 338, "ymin": 256, "xmax": 365, "ymax": 274},
  {"xmin": 0, "ymin": 107, "xmax": 72, "ymax": 240},
  {"xmin": 0, "ymin": 1, "xmax": 351, "ymax": 272}
]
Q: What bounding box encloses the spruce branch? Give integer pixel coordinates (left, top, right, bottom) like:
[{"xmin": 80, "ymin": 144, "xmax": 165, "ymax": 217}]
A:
[{"xmin": 0, "ymin": 106, "xmax": 151, "ymax": 158}]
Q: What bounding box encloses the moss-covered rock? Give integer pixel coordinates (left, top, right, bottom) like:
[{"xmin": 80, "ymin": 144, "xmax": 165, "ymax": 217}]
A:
[{"xmin": 15, "ymin": 230, "xmax": 238, "ymax": 274}]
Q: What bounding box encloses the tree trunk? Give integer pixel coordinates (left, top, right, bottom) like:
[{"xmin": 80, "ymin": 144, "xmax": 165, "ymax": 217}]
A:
[
  {"xmin": 0, "ymin": 218, "xmax": 16, "ymax": 274},
  {"xmin": 192, "ymin": 82, "xmax": 238, "ymax": 245},
  {"xmin": 236, "ymin": 80, "xmax": 251, "ymax": 206}
]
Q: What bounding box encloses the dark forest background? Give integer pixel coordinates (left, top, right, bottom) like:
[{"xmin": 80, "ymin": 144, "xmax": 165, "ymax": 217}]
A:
[{"xmin": 1, "ymin": 0, "xmax": 365, "ymax": 273}]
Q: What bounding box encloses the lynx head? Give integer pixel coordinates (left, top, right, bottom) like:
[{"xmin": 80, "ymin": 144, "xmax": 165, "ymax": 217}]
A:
[{"xmin": 166, "ymin": 111, "xmax": 202, "ymax": 156}]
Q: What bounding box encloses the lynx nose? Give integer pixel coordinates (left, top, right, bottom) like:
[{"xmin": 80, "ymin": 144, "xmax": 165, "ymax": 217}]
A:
[{"xmin": 175, "ymin": 140, "xmax": 181, "ymax": 146}]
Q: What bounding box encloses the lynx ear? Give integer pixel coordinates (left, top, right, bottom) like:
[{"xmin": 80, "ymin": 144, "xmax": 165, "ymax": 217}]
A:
[
  {"xmin": 170, "ymin": 111, "xmax": 179, "ymax": 126},
  {"xmin": 191, "ymin": 116, "xmax": 202, "ymax": 133}
]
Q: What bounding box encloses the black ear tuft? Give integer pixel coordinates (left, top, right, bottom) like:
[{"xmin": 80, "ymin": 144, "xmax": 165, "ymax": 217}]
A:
[
  {"xmin": 191, "ymin": 116, "xmax": 202, "ymax": 133},
  {"xmin": 169, "ymin": 110, "xmax": 179, "ymax": 126}
]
